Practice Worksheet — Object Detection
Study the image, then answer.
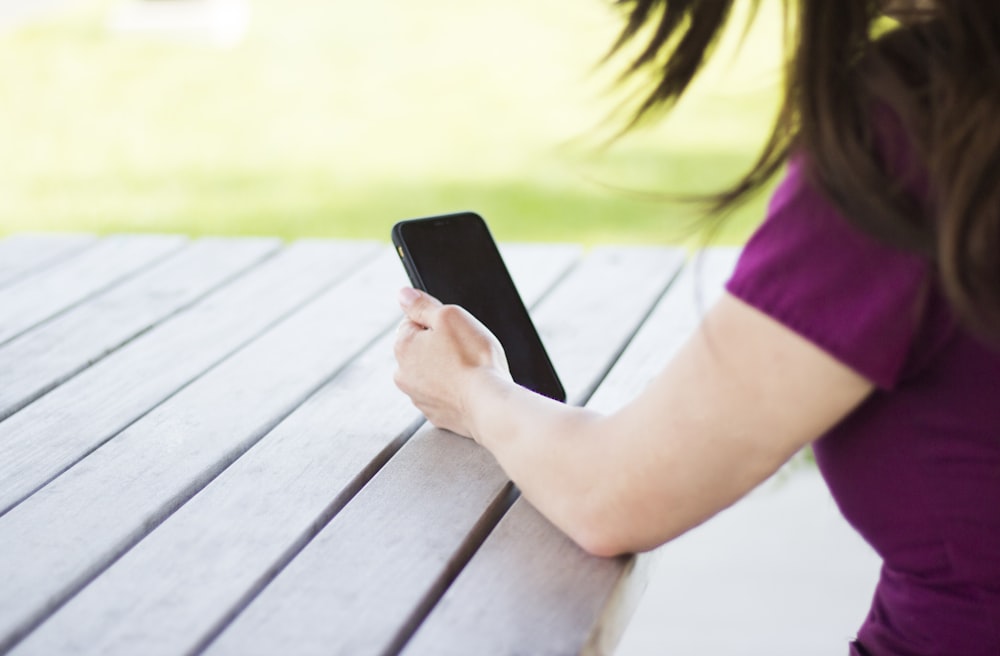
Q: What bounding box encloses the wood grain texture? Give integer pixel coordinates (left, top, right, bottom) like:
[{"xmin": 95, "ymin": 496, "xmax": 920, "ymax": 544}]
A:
[
  {"xmin": 0, "ymin": 234, "xmax": 186, "ymax": 345},
  {"xmin": 404, "ymin": 249, "xmax": 740, "ymax": 656},
  {"xmin": 0, "ymin": 237, "xmax": 280, "ymax": 422},
  {"xmin": 0, "ymin": 240, "xmax": 378, "ymax": 516},
  {"xmin": 0, "ymin": 233, "xmax": 97, "ymax": 289},
  {"xmin": 9, "ymin": 245, "xmax": 580, "ymax": 656},
  {"xmin": 0, "ymin": 248, "xmax": 400, "ymax": 652},
  {"xmin": 408, "ymin": 497, "xmax": 633, "ymax": 656},
  {"xmin": 202, "ymin": 247, "xmax": 684, "ymax": 656},
  {"xmin": 585, "ymin": 248, "xmax": 740, "ymax": 414}
]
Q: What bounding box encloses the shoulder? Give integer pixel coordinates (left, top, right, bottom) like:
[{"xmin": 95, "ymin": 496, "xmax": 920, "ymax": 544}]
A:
[{"xmin": 726, "ymin": 156, "xmax": 932, "ymax": 390}]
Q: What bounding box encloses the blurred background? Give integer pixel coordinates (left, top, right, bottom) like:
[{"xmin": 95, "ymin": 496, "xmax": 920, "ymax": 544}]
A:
[{"xmin": 0, "ymin": 0, "xmax": 783, "ymax": 243}]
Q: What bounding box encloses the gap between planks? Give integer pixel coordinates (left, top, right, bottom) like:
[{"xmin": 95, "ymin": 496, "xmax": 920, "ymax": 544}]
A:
[
  {"xmin": 0, "ymin": 234, "xmax": 98, "ymax": 290},
  {"xmin": 0, "ymin": 235, "xmax": 187, "ymax": 348},
  {"xmin": 0, "ymin": 237, "xmax": 282, "ymax": 423}
]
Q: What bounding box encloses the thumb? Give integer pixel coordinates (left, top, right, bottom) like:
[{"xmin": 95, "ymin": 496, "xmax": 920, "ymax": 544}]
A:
[{"xmin": 398, "ymin": 287, "xmax": 442, "ymax": 328}]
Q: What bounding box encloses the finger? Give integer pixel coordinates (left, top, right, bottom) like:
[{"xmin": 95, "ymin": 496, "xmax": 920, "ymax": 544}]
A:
[
  {"xmin": 395, "ymin": 317, "xmax": 414, "ymax": 335},
  {"xmin": 394, "ymin": 318, "xmax": 422, "ymax": 352},
  {"xmin": 398, "ymin": 287, "xmax": 442, "ymax": 328}
]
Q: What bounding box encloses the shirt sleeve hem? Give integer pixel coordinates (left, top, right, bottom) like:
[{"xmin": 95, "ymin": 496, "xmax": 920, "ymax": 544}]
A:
[{"xmin": 725, "ymin": 278, "xmax": 899, "ymax": 391}]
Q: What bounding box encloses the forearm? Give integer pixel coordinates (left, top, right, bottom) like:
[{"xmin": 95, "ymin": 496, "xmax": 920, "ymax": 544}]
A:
[
  {"xmin": 464, "ymin": 370, "xmax": 631, "ymax": 556},
  {"xmin": 464, "ymin": 370, "xmax": 746, "ymax": 558}
]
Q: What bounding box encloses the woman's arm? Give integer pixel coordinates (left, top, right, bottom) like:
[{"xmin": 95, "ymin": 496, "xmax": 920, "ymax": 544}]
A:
[{"xmin": 393, "ymin": 287, "xmax": 873, "ymax": 557}]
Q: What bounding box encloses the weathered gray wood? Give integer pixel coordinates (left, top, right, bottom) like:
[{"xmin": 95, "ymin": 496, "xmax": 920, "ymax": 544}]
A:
[
  {"xmin": 0, "ymin": 233, "xmax": 97, "ymax": 289},
  {"xmin": 0, "ymin": 248, "xmax": 403, "ymax": 652},
  {"xmin": 585, "ymin": 248, "xmax": 740, "ymax": 411},
  {"xmin": 502, "ymin": 243, "xmax": 583, "ymax": 301},
  {"xmin": 0, "ymin": 237, "xmax": 280, "ymax": 422},
  {"xmin": 403, "ymin": 249, "xmax": 741, "ymax": 656},
  {"xmin": 0, "ymin": 234, "xmax": 186, "ymax": 345},
  {"xmin": 581, "ymin": 554, "xmax": 656, "ymax": 656},
  {"xmin": 9, "ymin": 245, "xmax": 581, "ymax": 656},
  {"xmin": 202, "ymin": 247, "xmax": 684, "ymax": 656},
  {"xmin": 411, "ymin": 498, "xmax": 641, "ymax": 656},
  {"xmin": 0, "ymin": 240, "xmax": 379, "ymax": 517}
]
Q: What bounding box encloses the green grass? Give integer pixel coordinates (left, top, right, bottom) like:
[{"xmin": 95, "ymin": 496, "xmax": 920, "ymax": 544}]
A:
[{"xmin": 0, "ymin": 0, "xmax": 785, "ymax": 244}]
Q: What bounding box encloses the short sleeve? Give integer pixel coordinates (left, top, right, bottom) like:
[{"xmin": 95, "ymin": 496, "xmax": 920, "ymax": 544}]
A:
[{"xmin": 726, "ymin": 157, "xmax": 930, "ymax": 390}]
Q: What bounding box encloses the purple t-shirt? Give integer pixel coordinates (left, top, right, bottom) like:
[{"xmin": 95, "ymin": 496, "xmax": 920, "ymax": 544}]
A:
[{"xmin": 726, "ymin": 158, "xmax": 1000, "ymax": 655}]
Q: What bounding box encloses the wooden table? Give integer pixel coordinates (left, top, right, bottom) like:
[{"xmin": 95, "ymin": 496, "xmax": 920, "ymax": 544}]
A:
[{"xmin": 0, "ymin": 233, "xmax": 736, "ymax": 655}]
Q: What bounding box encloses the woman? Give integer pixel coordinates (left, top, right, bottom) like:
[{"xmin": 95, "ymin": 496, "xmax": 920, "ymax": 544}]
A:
[{"xmin": 393, "ymin": 1, "xmax": 1000, "ymax": 654}]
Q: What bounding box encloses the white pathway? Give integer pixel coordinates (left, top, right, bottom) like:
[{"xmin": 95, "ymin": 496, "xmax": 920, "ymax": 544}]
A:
[{"xmin": 615, "ymin": 462, "xmax": 882, "ymax": 656}]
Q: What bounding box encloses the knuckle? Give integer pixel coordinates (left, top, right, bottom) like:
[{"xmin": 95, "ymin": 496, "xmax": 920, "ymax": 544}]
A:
[
  {"xmin": 413, "ymin": 294, "xmax": 436, "ymax": 316},
  {"xmin": 438, "ymin": 304, "xmax": 462, "ymax": 324},
  {"xmin": 392, "ymin": 368, "xmax": 408, "ymax": 391},
  {"xmin": 394, "ymin": 321, "xmax": 416, "ymax": 348}
]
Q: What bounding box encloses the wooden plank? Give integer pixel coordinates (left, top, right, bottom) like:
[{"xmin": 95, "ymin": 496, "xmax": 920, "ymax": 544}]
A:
[
  {"xmin": 0, "ymin": 240, "xmax": 379, "ymax": 517},
  {"xmin": 410, "ymin": 498, "xmax": 644, "ymax": 656},
  {"xmin": 584, "ymin": 248, "xmax": 740, "ymax": 410},
  {"xmin": 0, "ymin": 233, "xmax": 97, "ymax": 289},
  {"xmin": 0, "ymin": 247, "xmax": 403, "ymax": 652},
  {"xmin": 497, "ymin": 242, "xmax": 581, "ymax": 302},
  {"xmin": 0, "ymin": 237, "xmax": 280, "ymax": 422},
  {"xmin": 403, "ymin": 249, "xmax": 741, "ymax": 656},
  {"xmin": 0, "ymin": 234, "xmax": 186, "ymax": 345},
  {"xmin": 201, "ymin": 246, "xmax": 685, "ymax": 656},
  {"xmin": 8, "ymin": 244, "xmax": 582, "ymax": 656}
]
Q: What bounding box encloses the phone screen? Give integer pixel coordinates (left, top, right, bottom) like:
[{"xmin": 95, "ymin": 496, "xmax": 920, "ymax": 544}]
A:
[{"xmin": 393, "ymin": 212, "xmax": 565, "ymax": 402}]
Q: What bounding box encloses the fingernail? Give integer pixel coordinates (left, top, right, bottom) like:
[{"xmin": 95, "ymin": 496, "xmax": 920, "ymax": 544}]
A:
[{"xmin": 398, "ymin": 287, "xmax": 421, "ymax": 307}]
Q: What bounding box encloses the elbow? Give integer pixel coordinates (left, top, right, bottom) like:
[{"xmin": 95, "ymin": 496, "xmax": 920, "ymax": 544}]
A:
[
  {"xmin": 562, "ymin": 497, "xmax": 640, "ymax": 559},
  {"xmin": 575, "ymin": 532, "xmax": 632, "ymax": 559},
  {"xmin": 559, "ymin": 476, "xmax": 684, "ymax": 558},
  {"xmin": 568, "ymin": 507, "xmax": 676, "ymax": 558},
  {"xmin": 540, "ymin": 414, "xmax": 668, "ymax": 558}
]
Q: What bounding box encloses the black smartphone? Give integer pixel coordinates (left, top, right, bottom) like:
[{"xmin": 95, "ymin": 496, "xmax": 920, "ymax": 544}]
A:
[{"xmin": 392, "ymin": 211, "xmax": 565, "ymax": 403}]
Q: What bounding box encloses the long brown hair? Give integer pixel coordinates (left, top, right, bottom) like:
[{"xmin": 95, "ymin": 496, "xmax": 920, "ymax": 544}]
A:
[{"xmin": 608, "ymin": 0, "xmax": 1000, "ymax": 337}]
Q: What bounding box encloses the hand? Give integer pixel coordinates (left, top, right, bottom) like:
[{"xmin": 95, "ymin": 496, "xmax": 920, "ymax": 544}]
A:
[{"xmin": 393, "ymin": 287, "xmax": 512, "ymax": 438}]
